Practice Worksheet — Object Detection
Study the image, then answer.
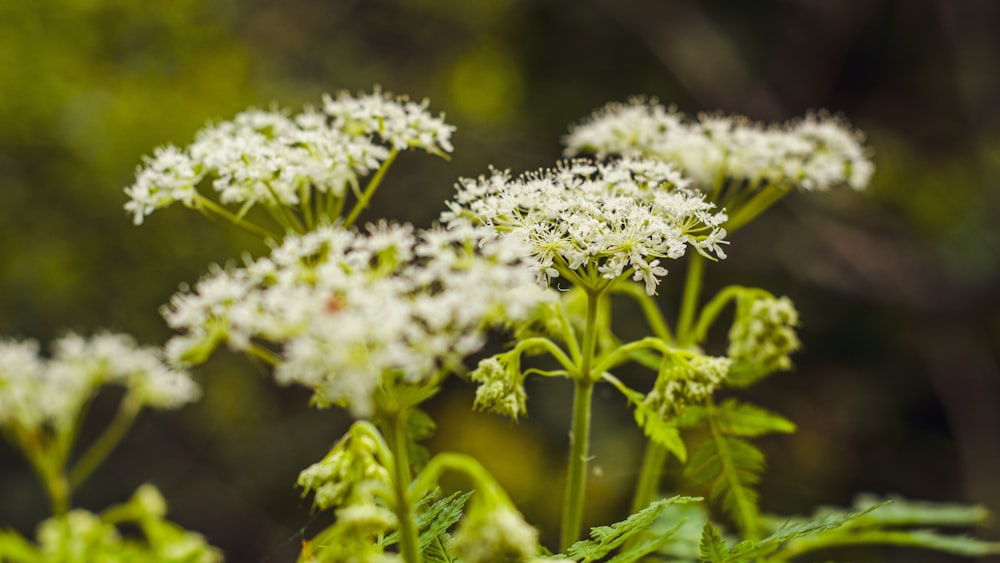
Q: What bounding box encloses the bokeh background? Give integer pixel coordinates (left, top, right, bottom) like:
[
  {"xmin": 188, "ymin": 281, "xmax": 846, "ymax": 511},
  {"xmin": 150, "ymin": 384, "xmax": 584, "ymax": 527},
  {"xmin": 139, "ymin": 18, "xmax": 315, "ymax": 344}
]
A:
[{"xmin": 2, "ymin": 0, "xmax": 999, "ymax": 561}]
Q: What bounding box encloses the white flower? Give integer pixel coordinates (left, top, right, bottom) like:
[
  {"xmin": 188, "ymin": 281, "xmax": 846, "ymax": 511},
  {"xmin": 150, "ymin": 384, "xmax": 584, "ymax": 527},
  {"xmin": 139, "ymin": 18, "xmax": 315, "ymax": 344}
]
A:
[
  {"xmin": 125, "ymin": 89, "xmax": 453, "ymax": 224},
  {"xmin": 442, "ymin": 158, "xmax": 727, "ymax": 295},
  {"xmin": 164, "ymin": 224, "xmax": 553, "ymax": 417},
  {"xmin": 564, "ymin": 98, "xmax": 874, "ymax": 193},
  {"xmin": 0, "ymin": 333, "xmax": 200, "ymax": 433},
  {"xmin": 322, "ymin": 87, "xmax": 455, "ymax": 154}
]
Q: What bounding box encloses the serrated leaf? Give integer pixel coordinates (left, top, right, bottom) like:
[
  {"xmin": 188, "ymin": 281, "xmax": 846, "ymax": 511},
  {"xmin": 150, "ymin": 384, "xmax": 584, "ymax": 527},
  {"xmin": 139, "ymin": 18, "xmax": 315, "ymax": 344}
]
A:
[
  {"xmin": 712, "ymin": 399, "xmax": 796, "ymax": 437},
  {"xmin": 698, "ymin": 521, "xmax": 727, "ymax": 563},
  {"xmin": 623, "ymin": 387, "xmax": 688, "ymax": 462},
  {"xmin": 685, "ymin": 436, "xmax": 763, "ymax": 538},
  {"xmin": 728, "ymin": 501, "xmax": 885, "ymax": 561},
  {"xmin": 606, "ymin": 519, "xmax": 686, "ymax": 563},
  {"xmin": 381, "ymin": 489, "xmax": 471, "ymax": 557},
  {"xmin": 567, "ymin": 496, "xmax": 701, "ymax": 562},
  {"xmin": 766, "ymin": 496, "xmax": 1000, "ymax": 560},
  {"xmin": 849, "ymin": 494, "xmax": 992, "ymax": 528}
]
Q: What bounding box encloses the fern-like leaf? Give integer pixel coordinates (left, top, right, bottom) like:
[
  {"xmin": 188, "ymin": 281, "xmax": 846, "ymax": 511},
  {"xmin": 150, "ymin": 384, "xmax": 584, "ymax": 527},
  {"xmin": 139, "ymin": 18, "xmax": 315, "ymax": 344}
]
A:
[
  {"xmin": 768, "ymin": 495, "xmax": 1000, "ymax": 560},
  {"xmin": 698, "ymin": 521, "xmax": 727, "ymax": 563},
  {"xmin": 684, "ymin": 436, "xmax": 763, "ymax": 538},
  {"xmin": 566, "ymin": 496, "xmax": 701, "ymax": 562}
]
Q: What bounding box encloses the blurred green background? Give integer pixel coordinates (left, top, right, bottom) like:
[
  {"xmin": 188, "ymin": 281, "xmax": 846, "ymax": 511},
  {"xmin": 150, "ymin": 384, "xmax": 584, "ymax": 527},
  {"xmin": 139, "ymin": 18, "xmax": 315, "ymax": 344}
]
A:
[{"xmin": 1, "ymin": 1, "xmax": 999, "ymax": 561}]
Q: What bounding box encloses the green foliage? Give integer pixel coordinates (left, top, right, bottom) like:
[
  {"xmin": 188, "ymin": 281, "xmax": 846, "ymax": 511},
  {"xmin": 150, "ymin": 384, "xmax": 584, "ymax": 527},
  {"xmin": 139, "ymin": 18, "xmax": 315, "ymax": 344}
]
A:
[
  {"xmin": 381, "ymin": 489, "xmax": 472, "ymax": 561},
  {"xmin": 766, "ymin": 495, "xmax": 1000, "ymax": 560},
  {"xmin": 684, "ymin": 435, "xmax": 763, "ymax": 538},
  {"xmin": 565, "ymin": 496, "xmax": 701, "ymax": 563},
  {"xmin": 679, "ymin": 400, "xmax": 796, "ymax": 437},
  {"xmin": 0, "ymin": 484, "xmax": 221, "ymax": 563},
  {"xmin": 622, "ymin": 386, "xmax": 688, "ymax": 462},
  {"xmin": 698, "ymin": 500, "xmax": 883, "ymax": 562},
  {"xmin": 681, "ymin": 399, "xmax": 796, "ymax": 538}
]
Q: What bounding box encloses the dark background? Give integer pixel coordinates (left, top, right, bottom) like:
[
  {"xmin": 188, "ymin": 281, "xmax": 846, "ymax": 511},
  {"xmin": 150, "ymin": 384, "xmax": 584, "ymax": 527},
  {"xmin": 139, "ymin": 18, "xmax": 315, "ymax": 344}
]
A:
[{"xmin": 1, "ymin": 1, "xmax": 998, "ymax": 561}]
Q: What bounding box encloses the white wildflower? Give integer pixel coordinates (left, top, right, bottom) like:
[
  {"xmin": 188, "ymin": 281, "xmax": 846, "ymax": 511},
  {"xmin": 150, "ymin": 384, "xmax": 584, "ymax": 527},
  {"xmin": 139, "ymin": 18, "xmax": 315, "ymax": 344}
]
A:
[
  {"xmin": 442, "ymin": 158, "xmax": 727, "ymax": 295},
  {"xmin": 565, "ymin": 98, "xmax": 874, "ymax": 194},
  {"xmin": 125, "ymin": 89, "xmax": 453, "ymax": 224},
  {"xmin": 163, "ymin": 224, "xmax": 553, "ymax": 417},
  {"xmin": 0, "ymin": 333, "xmax": 199, "ymax": 433}
]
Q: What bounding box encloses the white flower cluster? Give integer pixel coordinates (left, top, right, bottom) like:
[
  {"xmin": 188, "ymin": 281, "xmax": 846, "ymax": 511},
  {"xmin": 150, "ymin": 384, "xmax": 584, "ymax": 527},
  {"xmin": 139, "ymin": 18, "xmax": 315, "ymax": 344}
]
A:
[
  {"xmin": 564, "ymin": 98, "xmax": 874, "ymax": 193},
  {"xmin": 442, "ymin": 158, "xmax": 728, "ymax": 295},
  {"xmin": 0, "ymin": 333, "xmax": 200, "ymax": 432},
  {"xmin": 125, "ymin": 90, "xmax": 454, "ymax": 225},
  {"xmin": 163, "ymin": 223, "xmax": 552, "ymax": 417}
]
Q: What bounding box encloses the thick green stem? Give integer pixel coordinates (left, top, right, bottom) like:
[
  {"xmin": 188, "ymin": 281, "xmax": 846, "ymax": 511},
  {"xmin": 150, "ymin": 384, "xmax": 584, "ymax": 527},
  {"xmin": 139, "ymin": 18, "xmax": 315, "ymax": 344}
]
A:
[
  {"xmin": 387, "ymin": 411, "xmax": 421, "ymax": 563},
  {"xmin": 561, "ymin": 377, "xmax": 595, "ymax": 552},
  {"xmin": 560, "ymin": 290, "xmax": 601, "ymax": 552}
]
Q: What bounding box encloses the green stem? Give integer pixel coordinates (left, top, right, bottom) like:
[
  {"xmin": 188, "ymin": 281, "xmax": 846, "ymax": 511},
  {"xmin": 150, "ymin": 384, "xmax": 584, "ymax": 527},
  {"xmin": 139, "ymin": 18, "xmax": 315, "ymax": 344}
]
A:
[
  {"xmin": 413, "ymin": 453, "xmax": 508, "ymax": 505},
  {"xmin": 387, "ymin": 411, "xmax": 421, "ymax": 563},
  {"xmin": 725, "ymin": 185, "xmax": 787, "ymax": 233},
  {"xmin": 560, "ymin": 290, "xmax": 601, "ymax": 552},
  {"xmin": 68, "ymin": 395, "xmax": 142, "ymax": 490},
  {"xmin": 15, "ymin": 432, "xmax": 70, "ymax": 516},
  {"xmin": 611, "ymin": 282, "xmax": 674, "ymax": 342},
  {"xmin": 193, "ymin": 195, "xmax": 276, "ymax": 240},
  {"xmin": 561, "ymin": 377, "xmax": 595, "ymax": 552},
  {"xmin": 512, "ymin": 337, "xmax": 576, "ymax": 373},
  {"xmin": 630, "ymin": 443, "xmax": 668, "ymax": 514},
  {"xmin": 676, "ymin": 253, "xmax": 705, "ymax": 346},
  {"xmin": 344, "ymin": 149, "xmax": 399, "ymax": 227}
]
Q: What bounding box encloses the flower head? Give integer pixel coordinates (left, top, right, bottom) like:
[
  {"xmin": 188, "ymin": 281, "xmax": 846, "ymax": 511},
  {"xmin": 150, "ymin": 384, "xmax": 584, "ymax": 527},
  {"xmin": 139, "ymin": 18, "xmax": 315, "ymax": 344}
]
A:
[
  {"xmin": 564, "ymin": 98, "xmax": 874, "ymax": 194},
  {"xmin": 442, "ymin": 158, "xmax": 727, "ymax": 295},
  {"xmin": 164, "ymin": 223, "xmax": 552, "ymax": 417},
  {"xmin": 125, "ymin": 89, "xmax": 454, "ymax": 225},
  {"xmin": 0, "ymin": 333, "xmax": 199, "ymax": 433}
]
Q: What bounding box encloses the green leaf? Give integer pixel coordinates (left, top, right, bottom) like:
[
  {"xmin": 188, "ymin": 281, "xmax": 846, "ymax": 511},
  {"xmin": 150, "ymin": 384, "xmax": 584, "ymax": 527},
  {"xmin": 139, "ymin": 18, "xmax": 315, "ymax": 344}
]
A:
[
  {"xmin": 566, "ymin": 496, "xmax": 701, "ymax": 562},
  {"xmin": 623, "ymin": 387, "xmax": 688, "ymax": 462},
  {"xmin": 684, "ymin": 436, "xmax": 763, "ymax": 538},
  {"xmin": 850, "ymin": 494, "xmax": 993, "ymax": 528},
  {"xmin": 711, "ymin": 399, "xmax": 796, "ymax": 437},
  {"xmin": 728, "ymin": 501, "xmax": 885, "ymax": 561},
  {"xmin": 382, "ymin": 489, "xmax": 471, "ymax": 557},
  {"xmin": 606, "ymin": 519, "xmax": 686, "ymax": 563},
  {"xmin": 416, "ymin": 491, "xmax": 472, "ymax": 553},
  {"xmin": 698, "ymin": 521, "xmax": 727, "ymax": 563},
  {"xmin": 767, "ymin": 496, "xmax": 1000, "ymax": 560}
]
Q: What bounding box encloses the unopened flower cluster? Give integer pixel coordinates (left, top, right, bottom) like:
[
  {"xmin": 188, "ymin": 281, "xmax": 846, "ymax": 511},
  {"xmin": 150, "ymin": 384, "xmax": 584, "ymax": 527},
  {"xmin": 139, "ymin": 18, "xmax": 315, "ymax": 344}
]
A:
[
  {"xmin": 163, "ymin": 222, "xmax": 552, "ymax": 417},
  {"xmin": 125, "ymin": 89, "xmax": 454, "ymax": 225},
  {"xmin": 727, "ymin": 294, "xmax": 801, "ymax": 381},
  {"xmin": 0, "ymin": 333, "xmax": 200, "ymax": 432},
  {"xmin": 564, "ymin": 98, "xmax": 873, "ymax": 193},
  {"xmin": 644, "ymin": 354, "xmax": 731, "ymax": 421},
  {"xmin": 442, "ymin": 158, "xmax": 728, "ymax": 295}
]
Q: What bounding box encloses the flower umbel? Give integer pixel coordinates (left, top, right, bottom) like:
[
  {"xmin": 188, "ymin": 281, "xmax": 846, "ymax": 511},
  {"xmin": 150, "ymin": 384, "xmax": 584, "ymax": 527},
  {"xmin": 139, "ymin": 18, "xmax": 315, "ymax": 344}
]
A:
[
  {"xmin": 442, "ymin": 158, "xmax": 728, "ymax": 295},
  {"xmin": 124, "ymin": 89, "xmax": 454, "ymax": 227},
  {"xmin": 564, "ymin": 98, "xmax": 874, "ymax": 194},
  {"xmin": 163, "ymin": 222, "xmax": 552, "ymax": 417}
]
